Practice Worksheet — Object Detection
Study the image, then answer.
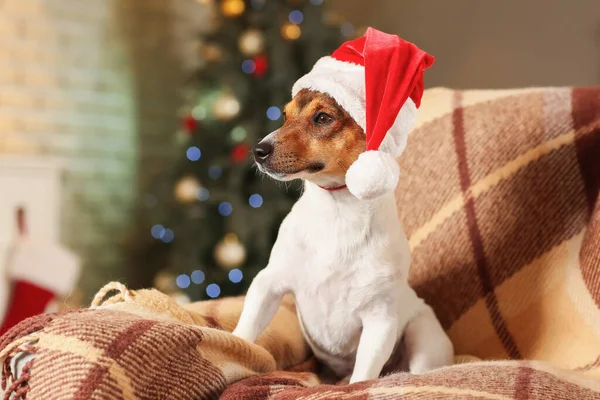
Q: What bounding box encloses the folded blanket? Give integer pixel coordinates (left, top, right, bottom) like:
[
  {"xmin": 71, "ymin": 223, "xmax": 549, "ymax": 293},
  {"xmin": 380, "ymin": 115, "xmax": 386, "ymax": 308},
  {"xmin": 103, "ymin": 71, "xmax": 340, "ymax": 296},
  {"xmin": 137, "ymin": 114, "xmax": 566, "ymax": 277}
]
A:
[{"xmin": 1, "ymin": 86, "xmax": 599, "ymax": 400}]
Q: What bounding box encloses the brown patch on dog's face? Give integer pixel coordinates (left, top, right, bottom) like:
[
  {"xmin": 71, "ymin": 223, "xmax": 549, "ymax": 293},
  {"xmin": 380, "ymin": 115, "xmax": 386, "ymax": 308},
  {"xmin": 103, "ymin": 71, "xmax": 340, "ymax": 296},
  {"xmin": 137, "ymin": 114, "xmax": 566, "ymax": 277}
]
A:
[{"xmin": 253, "ymin": 89, "xmax": 365, "ymax": 186}]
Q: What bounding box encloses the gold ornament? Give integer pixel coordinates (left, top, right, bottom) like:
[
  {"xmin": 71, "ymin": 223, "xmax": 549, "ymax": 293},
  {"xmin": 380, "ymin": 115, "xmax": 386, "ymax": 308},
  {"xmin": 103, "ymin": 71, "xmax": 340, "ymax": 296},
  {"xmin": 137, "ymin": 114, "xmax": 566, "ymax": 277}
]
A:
[
  {"xmin": 281, "ymin": 23, "xmax": 301, "ymax": 41},
  {"xmin": 214, "ymin": 233, "xmax": 246, "ymax": 269},
  {"xmin": 175, "ymin": 176, "xmax": 201, "ymax": 203},
  {"xmin": 212, "ymin": 93, "xmax": 241, "ymax": 120},
  {"xmin": 221, "ymin": 0, "xmax": 245, "ymax": 17},
  {"xmin": 238, "ymin": 29, "xmax": 265, "ymax": 56}
]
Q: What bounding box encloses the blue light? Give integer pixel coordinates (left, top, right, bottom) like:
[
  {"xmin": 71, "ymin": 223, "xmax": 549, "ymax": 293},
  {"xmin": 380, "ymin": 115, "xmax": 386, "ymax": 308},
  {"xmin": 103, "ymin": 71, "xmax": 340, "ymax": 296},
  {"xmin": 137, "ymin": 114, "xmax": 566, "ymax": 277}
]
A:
[
  {"xmin": 151, "ymin": 224, "xmax": 165, "ymax": 239},
  {"xmin": 248, "ymin": 194, "xmax": 263, "ymax": 208},
  {"xmin": 197, "ymin": 187, "xmax": 210, "ymax": 201},
  {"xmin": 176, "ymin": 274, "xmax": 190, "ymax": 289},
  {"xmin": 206, "ymin": 283, "xmax": 221, "ymax": 298},
  {"xmin": 229, "ymin": 269, "xmax": 243, "ymax": 283},
  {"xmin": 191, "ymin": 270, "xmax": 205, "ymax": 284},
  {"xmin": 266, "ymin": 106, "xmax": 281, "ymax": 121},
  {"xmin": 309, "ymin": 0, "xmax": 323, "ymax": 5},
  {"xmin": 162, "ymin": 228, "xmax": 174, "ymax": 243},
  {"xmin": 186, "ymin": 146, "xmax": 201, "ymax": 161},
  {"xmin": 241, "ymin": 60, "xmax": 256, "ymax": 74},
  {"xmin": 288, "ymin": 10, "xmax": 304, "ymax": 24},
  {"xmin": 208, "ymin": 165, "xmax": 222, "ymax": 180},
  {"xmin": 341, "ymin": 22, "xmax": 355, "ymax": 37},
  {"xmin": 218, "ymin": 202, "xmax": 233, "ymax": 216}
]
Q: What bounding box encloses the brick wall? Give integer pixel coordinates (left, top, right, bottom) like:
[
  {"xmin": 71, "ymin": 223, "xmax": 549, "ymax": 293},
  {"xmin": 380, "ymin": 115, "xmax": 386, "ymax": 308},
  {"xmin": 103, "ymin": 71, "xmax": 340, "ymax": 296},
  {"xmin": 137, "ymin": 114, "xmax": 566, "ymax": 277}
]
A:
[{"xmin": 0, "ymin": 0, "xmax": 206, "ymax": 298}]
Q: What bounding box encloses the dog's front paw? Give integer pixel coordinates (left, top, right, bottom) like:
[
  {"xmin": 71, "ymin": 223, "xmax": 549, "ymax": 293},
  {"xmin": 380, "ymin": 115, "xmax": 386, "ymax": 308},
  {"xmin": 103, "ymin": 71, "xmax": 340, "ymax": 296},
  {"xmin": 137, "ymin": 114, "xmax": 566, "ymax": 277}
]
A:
[{"xmin": 345, "ymin": 150, "xmax": 400, "ymax": 200}]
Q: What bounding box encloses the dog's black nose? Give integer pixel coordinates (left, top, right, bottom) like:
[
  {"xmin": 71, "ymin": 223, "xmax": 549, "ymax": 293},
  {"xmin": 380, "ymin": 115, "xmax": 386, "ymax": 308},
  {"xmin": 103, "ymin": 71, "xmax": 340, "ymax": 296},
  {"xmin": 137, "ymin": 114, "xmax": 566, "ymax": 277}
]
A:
[{"xmin": 253, "ymin": 142, "xmax": 273, "ymax": 163}]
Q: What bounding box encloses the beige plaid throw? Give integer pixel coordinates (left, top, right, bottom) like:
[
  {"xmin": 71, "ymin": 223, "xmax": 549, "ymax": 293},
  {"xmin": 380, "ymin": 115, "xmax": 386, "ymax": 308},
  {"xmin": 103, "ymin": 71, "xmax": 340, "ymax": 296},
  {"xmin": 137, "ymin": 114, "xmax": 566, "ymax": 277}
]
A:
[{"xmin": 1, "ymin": 86, "xmax": 599, "ymax": 399}]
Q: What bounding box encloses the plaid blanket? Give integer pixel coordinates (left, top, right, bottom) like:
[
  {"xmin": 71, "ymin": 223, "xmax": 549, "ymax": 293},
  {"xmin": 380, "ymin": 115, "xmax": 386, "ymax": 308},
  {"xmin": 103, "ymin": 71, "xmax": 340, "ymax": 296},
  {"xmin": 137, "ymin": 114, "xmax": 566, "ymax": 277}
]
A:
[{"xmin": 1, "ymin": 86, "xmax": 599, "ymax": 399}]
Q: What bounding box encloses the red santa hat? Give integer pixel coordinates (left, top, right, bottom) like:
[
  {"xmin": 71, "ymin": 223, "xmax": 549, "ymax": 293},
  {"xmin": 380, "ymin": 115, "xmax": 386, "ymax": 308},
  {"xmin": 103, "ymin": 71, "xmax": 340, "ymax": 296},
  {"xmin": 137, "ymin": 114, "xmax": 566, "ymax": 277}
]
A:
[{"xmin": 292, "ymin": 28, "xmax": 434, "ymax": 199}]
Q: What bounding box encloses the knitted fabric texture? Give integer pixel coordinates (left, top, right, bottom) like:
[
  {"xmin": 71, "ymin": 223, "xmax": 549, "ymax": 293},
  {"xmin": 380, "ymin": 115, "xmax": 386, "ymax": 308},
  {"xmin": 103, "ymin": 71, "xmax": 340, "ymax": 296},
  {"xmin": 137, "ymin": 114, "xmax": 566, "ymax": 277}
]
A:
[{"xmin": 1, "ymin": 86, "xmax": 599, "ymax": 400}]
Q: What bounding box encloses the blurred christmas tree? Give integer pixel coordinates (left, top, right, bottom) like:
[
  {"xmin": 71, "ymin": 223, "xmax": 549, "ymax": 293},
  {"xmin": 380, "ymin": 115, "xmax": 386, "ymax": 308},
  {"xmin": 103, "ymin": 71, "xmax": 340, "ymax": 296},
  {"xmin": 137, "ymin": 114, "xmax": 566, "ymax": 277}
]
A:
[{"xmin": 125, "ymin": 0, "xmax": 354, "ymax": 301}]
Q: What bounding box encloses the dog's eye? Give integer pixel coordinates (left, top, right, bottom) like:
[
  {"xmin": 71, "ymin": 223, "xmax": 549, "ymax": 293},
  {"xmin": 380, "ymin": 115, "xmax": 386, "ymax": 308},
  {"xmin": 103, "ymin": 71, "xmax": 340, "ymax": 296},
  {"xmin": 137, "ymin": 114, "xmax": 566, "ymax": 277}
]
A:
[{"xmin": 314, "ymin": 112, "xmax": 333, "ymax": 125}]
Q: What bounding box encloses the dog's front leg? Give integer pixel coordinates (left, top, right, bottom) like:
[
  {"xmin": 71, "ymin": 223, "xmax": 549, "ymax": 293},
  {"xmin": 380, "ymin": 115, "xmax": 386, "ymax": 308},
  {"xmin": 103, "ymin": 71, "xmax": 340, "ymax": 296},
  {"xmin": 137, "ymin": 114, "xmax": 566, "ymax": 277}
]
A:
[
  {"xmin": 349, "ymin": 316, "xmax": 398, "ymax": 384},
  {"xmin": 232, "ymin": 268, "xmax": 283, "ymax": 342}
]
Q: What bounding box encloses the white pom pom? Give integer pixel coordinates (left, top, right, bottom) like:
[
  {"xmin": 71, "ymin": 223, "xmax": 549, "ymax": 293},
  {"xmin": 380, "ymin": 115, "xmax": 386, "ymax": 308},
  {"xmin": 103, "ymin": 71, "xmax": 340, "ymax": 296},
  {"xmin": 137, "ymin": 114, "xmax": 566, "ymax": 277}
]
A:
[{"xmin": 345, "ymin": 150, "xmax": 400, "ymax": 200}]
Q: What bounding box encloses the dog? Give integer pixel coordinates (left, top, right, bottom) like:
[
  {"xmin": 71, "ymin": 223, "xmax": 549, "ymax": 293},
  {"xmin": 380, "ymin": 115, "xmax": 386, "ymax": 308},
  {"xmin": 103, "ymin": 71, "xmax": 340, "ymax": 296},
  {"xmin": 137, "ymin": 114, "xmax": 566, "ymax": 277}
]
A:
[{"xmin": 232, "ymin": 88, "xmax": 454, "ymax": 383}]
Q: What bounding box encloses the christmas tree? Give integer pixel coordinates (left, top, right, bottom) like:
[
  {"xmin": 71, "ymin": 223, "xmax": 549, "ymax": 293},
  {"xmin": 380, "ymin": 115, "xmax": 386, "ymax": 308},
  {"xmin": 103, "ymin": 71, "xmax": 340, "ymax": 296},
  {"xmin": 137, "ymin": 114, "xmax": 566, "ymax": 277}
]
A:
[{"xmin": 125, "ymin": 0, "xmax": 352, "ymax": 301}]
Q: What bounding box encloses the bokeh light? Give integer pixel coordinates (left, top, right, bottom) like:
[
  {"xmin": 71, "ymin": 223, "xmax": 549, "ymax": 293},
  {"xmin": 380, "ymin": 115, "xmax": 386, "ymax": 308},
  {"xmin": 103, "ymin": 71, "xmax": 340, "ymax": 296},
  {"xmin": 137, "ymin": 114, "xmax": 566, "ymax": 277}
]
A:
[
  {"xmin": 218, "ymin": 202, "xmax": 233, "ymax": 216},
  {"xmin": 266, "ymin": 106, "xmax": 281, "ymax": 120},
  {"xmin": 151, "ymin": 224, "xmax": 165, "ymax": 239},
  {"xmin": 248, "ymin": 194, "xmax": 263, "ymax": 208},
  {"xmin": 191, "ymin": 270, "xmax": 205, "ymax": 284},
  {"xmin": 197, "ymin": 187, "xmax": 210, "ymax": 201},
  {"xmin": 186, "ymin": 146, "xmax": 201, "ymax": 161},
  {"xmin": 281, "ymin": 23, "xmax": 301, "ymax": 40},
  {"xmin": 241, "ymin": 60, "xmax": 256, "ymax": 74},
  {"xmin": 288, "ymin": 10, "xmax": 304, "ymax": 24},
  {"xmin": 229, "ymin": 269, "xmax": 243, "ymax": 283},
  {"xmin": 206, "ymin": 283, "xmax": 221, "ymax": 298},
  {"xmin": 162, "ymin": 228, "xmax": 175, "ymax": 243},
  {"xmin": 176, "ymin": 274, "xmax": 191, "ymax": 289}
]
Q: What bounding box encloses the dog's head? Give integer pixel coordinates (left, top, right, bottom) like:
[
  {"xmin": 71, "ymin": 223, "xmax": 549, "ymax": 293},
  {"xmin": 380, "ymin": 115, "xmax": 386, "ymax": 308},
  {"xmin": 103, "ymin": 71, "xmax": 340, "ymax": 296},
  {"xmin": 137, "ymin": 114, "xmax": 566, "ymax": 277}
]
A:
[{"xmin": 253, "ymin": 89, "xmax": 365, "ymax": 187}]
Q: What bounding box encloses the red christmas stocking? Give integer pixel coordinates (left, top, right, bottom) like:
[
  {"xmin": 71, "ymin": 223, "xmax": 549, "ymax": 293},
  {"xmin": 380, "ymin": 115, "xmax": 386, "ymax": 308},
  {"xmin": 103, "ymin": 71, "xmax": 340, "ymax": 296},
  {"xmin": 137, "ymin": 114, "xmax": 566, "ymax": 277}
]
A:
[
  {"xmin": 0, "ymin": 208, "xmax": 80, "ymax": 335},
  {"xmin": 0, "ymin": 281, "xmax": 55, "ymax": 335}
]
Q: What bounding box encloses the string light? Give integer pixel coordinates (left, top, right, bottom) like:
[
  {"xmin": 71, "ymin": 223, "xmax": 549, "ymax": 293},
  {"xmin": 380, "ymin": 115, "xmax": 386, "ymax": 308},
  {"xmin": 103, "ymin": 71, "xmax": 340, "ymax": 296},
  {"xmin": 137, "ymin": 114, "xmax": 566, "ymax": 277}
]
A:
[
  {"xmin": 239, "ymin": 29, "xmax": 265, "ymax": 56},
  {"xmin": 212, "ymin": 93, "xmax": 240, "ymax": 120},
  {"xmin": 186, "ymin": 146, "xmax": 201, "ymax": 161},
  {"xmin": 248, "ymin": 194, "xmax": 263, "ymax": 208},
  {"xmin": 208, "ymin": 165, "xmax": 222, "ymax": 179},
  {"xmin": 175, "ymin": 176, "xmax": 201, "ymax": 203},
  {"xmin": 229, "ymin": 269, "xmax": 243, "ymax": 283},
  {"xmin": 162, "ymin": 229, "xmax": 175, "ymax": 243},
  {"xmin": 192, "ymin": 105, "xmax": 208, "ymax": 120},
  {"xmin": 281, "ymin": 23, "xmax": 301, "ymax": 40},
  {"xmin": 241, "ymin": 60, "xmax": 256, "ymax": 74},
  {"xmin": 191, "ymin": 270, "xmax": 205, "ymax": 284},
  {"xmin": 218, "ymin": 202, "xmax": 233, "ymax": 216},
  {"xmin": 197, "ymin": 187, "xmax": 210, "ymax": 201},
  {"xmin": 288, "ymin": 10, "xmax": 304, "ymax": 24},
  {"xmin": 221, "ymin": 0, "xmax": 245, "ymax": 17},
  {"xmin": 206, "ymin": 283, "xmax": 221, "ymax": 298},
  {"xmin": 151, "ymin": 224, "xmax": 165, "ymax": 239},
  {"xmin": 176, "ymin": 274, "xmax": 190, "ymax": 289},
  {"xmin": 266, "ymin": 106, "xmax": 281, "ymax": 120},
  {"xmin": 230, "ymin": 126, "xmax": 247, "ymax": 142}
]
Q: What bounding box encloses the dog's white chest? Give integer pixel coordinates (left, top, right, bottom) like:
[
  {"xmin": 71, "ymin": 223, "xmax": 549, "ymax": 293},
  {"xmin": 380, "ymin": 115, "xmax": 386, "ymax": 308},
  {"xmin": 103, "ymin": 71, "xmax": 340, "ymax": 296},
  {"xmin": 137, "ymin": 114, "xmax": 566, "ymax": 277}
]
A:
[{"xmin": 281, "ymin": 186, "xmax": 411, "ymax": 375}]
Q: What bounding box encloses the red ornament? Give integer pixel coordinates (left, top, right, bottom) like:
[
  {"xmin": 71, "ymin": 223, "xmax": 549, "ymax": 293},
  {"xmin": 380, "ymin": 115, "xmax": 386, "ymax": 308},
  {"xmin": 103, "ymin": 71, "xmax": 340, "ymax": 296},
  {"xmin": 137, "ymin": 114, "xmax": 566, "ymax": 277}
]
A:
[
  {"xmin": 231, "ymin": 143, "xmax": 250, "ymax": 163},
  {"xmin": 183, "ymin": 115, "xmax": 197, "ymax": 134},
  {"xmin": 252, "ymin": 55, "xmax": 268, "ymax": 77}
]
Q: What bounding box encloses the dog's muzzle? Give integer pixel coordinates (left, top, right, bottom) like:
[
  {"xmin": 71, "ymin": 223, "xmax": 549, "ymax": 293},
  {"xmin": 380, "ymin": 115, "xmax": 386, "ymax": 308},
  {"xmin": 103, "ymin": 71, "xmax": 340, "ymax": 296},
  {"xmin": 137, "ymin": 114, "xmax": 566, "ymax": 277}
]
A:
[{"xmin": 253, "ymin": 141, "xmax": 273, "ymax": 164}]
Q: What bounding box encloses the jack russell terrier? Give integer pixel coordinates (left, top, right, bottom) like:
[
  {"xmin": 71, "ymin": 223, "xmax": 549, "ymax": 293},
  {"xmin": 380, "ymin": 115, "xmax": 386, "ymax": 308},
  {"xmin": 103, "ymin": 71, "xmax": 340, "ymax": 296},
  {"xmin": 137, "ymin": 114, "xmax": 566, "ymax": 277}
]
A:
[{"xmin": 233, "ymin": 28, "xmax": 454, "ymax": 384}]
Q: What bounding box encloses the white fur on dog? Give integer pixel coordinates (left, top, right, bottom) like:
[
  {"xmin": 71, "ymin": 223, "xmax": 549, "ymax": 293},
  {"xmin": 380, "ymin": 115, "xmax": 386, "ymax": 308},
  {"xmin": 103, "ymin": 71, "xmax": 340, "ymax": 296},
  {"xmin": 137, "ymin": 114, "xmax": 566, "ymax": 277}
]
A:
[{"xmin": 233, "ymin": 101, "xmax": 454, "ymax": 383}]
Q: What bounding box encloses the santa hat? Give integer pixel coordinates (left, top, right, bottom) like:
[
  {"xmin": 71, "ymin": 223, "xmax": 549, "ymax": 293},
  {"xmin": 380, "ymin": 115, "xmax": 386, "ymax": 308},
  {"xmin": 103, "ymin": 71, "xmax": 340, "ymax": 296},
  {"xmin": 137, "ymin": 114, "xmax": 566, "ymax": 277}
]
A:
[{"xmin": 292, "ymin": 28, "xmax": 434, "ymax": 200}]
